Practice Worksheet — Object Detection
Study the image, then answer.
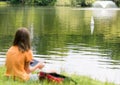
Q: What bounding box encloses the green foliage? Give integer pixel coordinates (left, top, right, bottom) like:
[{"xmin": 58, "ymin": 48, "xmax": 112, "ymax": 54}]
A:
[
  {"xmin": 34, "ymin": 0, "xmax": 56, "ymax": 6},
  {"xmin": 2, "ymin": 0, "xmax": 120, "ymax": 7},
  {"xmin": 10, "ymin": 0, "xmax": 20, "ymax": 4},
  {"xmin": 71, "ymin": 0, "xmax": 93, "ymax": 7},
  {"xmin": 9, "ymin": 0, "xmax": 56, "ymax": 6},
  {"xmin": 113, "ymin": 0, "xmax": 120, "ymax": 7}
]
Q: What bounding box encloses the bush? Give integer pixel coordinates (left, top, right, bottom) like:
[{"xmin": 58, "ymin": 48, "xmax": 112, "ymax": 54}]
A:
[
  {"xmin": 34, "ymin": 0, "xmax": 56, "ymax": 6},
  {"xmin": 10, "ymin": 0, "xmax": 20, "ymax": 4}
]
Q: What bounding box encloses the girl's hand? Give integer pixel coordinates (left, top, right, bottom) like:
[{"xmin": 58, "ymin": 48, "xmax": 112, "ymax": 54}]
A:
[{"xmin": 36, "ymin": 62, "xmax": 45, "ymax": 69}]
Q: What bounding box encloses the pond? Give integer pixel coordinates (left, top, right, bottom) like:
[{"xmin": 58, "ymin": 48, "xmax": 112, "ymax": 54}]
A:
[{"xmin": 0, "ymin": 6, "xmax": 120, "ymax": 84}]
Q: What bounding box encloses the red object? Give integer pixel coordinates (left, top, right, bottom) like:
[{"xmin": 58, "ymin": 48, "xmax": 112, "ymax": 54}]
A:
[
  {"xmin": 47, "ymin": 74, "xmax": 64, "ymax": 83},
  {"xmin": 39, "ymin": 72, "xmax": 64, "ymax": 83}
]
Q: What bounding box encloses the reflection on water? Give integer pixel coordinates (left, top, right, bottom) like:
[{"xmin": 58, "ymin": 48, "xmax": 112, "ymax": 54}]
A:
[
  {"xmin": 92, "ymin": 8, "xmax": 117, "ymax": 18},
  {"xmin": 29, "ymin": 23, "xmax": 34, "ymax": 40},
  {"xmin": 0, "ymin": 6, "xmax": 120, "ymax": 84},
  {"xmin": 90, "ymin": 16, "xmax": 94, "ymax": 35}
]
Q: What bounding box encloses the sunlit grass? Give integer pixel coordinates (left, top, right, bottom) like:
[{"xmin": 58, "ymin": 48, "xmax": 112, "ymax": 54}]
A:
[
  {"xmin": 0, "ymin": 1, "xmax": 8, "ymax": 6},
  {"xmin": 0, "ymin": 66, "xmax": 115, "ymax": 85}
]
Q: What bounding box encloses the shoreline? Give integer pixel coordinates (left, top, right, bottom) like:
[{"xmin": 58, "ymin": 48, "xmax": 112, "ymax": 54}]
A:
[{"xmin": 0, "ymin": 66, "xmax": 115, "ymax": 85}]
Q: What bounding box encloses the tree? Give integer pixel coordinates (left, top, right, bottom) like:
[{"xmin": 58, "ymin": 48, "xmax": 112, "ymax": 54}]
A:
[
  {"xmin": 73, "ymin": 0, "xmax": 92, "ymax": 7},
  {"xmin": 112, "ymin": 0, "xmax": 120, "ymax": 7},
  {"xmin": 34, "ymin": 0, "xmax": 56, "ymax": 6},
  {"xmin": 9, "ymin": 0, "xmax": 56, "ymax": 5}
]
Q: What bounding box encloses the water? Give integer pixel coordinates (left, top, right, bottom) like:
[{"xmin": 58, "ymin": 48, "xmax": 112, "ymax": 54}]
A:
[{"xmin": 0, "ymin": 6, "xmax": 120, "ymax": 84}]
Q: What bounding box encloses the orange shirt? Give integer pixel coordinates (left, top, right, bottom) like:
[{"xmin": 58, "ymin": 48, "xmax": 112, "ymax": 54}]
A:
[{"xmin": 5, "ymin": 46, "xmax": 33, "ymax": 81}]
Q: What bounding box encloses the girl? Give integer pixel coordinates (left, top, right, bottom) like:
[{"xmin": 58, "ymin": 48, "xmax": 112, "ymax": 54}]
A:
[{"xmin": 5, "ymin": 27, "xmax": 44, "ymax": 81}]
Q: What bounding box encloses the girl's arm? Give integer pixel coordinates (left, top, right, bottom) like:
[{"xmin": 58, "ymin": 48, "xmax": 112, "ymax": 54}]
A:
[{"xmin": 25, "ymin": 62, "xmax": 45, "ymax": 74}]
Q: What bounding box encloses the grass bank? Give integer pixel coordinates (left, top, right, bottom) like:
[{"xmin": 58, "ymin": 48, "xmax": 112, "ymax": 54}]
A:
[
  {"xmin": 0, "ymin": 1, "xmax": 8, "ymax": 6},
  {"xmin": 0, "ymin": 66, "xmax": 115, "ymax": 85}
]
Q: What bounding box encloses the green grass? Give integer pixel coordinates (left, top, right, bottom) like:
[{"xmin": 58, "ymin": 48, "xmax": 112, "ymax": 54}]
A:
[
  {"xmin": 0, "ymin": 1, "xmax": 9, "ymax": 6},
  {"xmin": 0, "ymin": 66, "xmax": 115, "ymax": 85}
]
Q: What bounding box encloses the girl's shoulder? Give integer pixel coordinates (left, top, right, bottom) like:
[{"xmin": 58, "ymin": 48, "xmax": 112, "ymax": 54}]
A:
[
  {"xmin": 9, "ymin": 46, "xmax": 18, "ymax": 50},
  {"xmin": 7, "ymin": 46, "xmax": 18, "ymax": 53}
]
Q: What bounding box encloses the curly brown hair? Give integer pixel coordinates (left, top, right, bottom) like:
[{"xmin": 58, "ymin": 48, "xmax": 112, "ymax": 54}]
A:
[{"xmin": 13, "ymin": 27, "xmax": 31, "ymax": 52}]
